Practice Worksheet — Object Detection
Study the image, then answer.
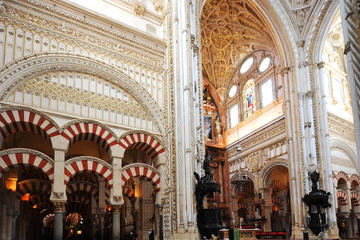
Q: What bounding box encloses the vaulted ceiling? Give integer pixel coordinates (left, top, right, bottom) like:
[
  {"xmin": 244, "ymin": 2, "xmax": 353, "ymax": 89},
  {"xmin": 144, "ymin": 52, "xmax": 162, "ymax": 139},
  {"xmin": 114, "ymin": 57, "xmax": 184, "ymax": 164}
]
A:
[{"xmin": 201, "ymin": 0, "xmax": 277, "ymax": 93}]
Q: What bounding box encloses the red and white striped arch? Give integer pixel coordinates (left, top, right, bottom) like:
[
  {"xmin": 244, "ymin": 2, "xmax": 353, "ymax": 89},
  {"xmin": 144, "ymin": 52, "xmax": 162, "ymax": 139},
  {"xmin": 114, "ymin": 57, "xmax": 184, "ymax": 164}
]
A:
[
  {"xmin": 337, "ymin": 190, "xmax": 348, "ymax": 205},
  {"xmin": 335, "ymin": 171, "xmax": 349, "ymax": 182},
  {"xmin": 61, "ymin": 122, "xmax": 117, "ymax": 148},
  {"xmin": 351, "ymin": 191, "xmax": 360, "ymax": 206},
  {"xmin": 18, "ymin": 179, "xmax": 51, "ymax": 195},
  {"xmin": 66, "ymin": 181, "xmax": 111, "ymax": 205},
  {"xmin": 121, "ymin": 164, "xmax": 160, "ymax": 192},
  {"xmin": 0, "ymin": 109, "xmax": 59, "ymax": 139},
  {"xmin": 0, "ymin": 151, "xmax": 54, "ymax": 182},
  {"xmin": 350, "ymin": 174, "xmax": 360, "ymax": 185},
  {"xmin": 119, "ymin": 133, "xmax": 165, "ymax": 159},
  {"xmin": 64, "ymin": 159, "xmax": 113, "ymax": 188},
  {"xmin": 66, "ymin": 182, "xmax": 98, "ymax": 197}
]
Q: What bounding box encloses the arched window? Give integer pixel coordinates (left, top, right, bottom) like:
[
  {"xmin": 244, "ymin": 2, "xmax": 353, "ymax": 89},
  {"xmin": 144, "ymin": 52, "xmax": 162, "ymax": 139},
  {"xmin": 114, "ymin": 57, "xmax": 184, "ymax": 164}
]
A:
[
  {"xmin": 260, "ymin": 78, "xmax": 274, "ymax": 108},
  {"xmin": 226, "ymin": 51, "xmax": 281, "ymax": 129},
  {"xmin": 230, "ymin": 104, "xmax": 239, "ymax": 129},
  {"xmin": 243, "ymin": 79, "xmax": 256, "ymax": 119}
]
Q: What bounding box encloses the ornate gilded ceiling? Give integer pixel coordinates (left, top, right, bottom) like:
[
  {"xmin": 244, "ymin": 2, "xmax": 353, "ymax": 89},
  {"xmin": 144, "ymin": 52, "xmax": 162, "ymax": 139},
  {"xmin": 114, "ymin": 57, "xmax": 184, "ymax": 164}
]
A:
[{"xmin": 201, "ymin": 0, "xmax": 276, "ymax": 93}]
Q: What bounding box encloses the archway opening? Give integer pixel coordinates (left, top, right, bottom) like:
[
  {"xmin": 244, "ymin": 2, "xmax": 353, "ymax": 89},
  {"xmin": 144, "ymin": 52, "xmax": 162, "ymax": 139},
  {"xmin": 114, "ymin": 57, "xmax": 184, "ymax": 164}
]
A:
[
  {"xmin": 265, "ymin": 166, "xmax": 290, "ymax": 235},
  {"xmin": 121, "ymin": 176, "xmax": 157, "ymax": 240},
  {"xmin": 0, "ymin": 165, "xmax": 53, "ymax": 240},
  {"xmin": 66, "ymin": 134, "xmax": 111, "ymax": 163},
  {"xmin": 1, "ymin": 123, "xmax": 54, "ymax": 158},
  {"xmin": 65, "ymin": 171, "xmax": 110, "ymax": 240}
]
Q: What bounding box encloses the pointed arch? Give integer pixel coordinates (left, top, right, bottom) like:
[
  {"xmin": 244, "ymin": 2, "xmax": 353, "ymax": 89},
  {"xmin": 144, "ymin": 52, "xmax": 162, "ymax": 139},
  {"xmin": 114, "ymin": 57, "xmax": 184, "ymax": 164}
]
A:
[
  {"xmin": 118, "ymin": 131, "xmax": 165, "ymax": 159},
  {"xmin": 64, "ymin": 156, "xmax": 113, "ymax": 188},
  {"xmin": 121, "ymin": 163, "xmax": 160, "ymax": 192},
  {"xmin": 0, "ymin": 53, "xmax": 164, "ymax": 134},
  {"xmin": 0, "ymin": 148, "xmax": 54, "ymax": 182}
]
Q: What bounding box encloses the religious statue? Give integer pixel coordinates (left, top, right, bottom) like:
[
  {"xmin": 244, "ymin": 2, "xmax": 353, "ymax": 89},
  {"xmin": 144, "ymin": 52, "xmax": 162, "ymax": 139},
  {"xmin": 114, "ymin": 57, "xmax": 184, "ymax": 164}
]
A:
[{"xmin": 215, "ymin": 117, "xmax": 223, "ymax": 144}]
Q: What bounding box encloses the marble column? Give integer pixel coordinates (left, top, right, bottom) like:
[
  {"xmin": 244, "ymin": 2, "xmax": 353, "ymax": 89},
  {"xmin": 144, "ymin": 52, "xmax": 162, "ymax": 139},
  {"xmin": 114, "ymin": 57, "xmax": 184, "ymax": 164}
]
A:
[
  {"xmin": 91, "ymin": 195, "xmax": 97, "ymax": 240},
  {"xmin": 98, "ymin": 208, "xmax": 105, "ymax": 240},
  {"xmin": 1, "ymin": 202, "xmax": 8, "ymax": 240},
  {"xmin": 50, "ymin": 142, "xmax": 67, "ymax": 240},
  {"xmin": 154, "ymin": 203, "xmax": 162, "ymax": 240},
  {"xmin": 231, "ymin": 197, "xmax": 238, "ymax": 227},
  {"xmin": 53, "ymin": 202, "xmax": 64, "ymax": 240},
  {"xmin": 260, "ymin": 188, "xmax": 271, "ymax": 231},
  {"xmin": 6, "ymin": 208, "xmax": 13, "ymax": 240},
  {"xmin": 316, "ymin": 62, "xmax": 339, "ymax": 238},
  {"xmin": 112, "ymin": 205, "xmax": 121, "ymax": 240}
]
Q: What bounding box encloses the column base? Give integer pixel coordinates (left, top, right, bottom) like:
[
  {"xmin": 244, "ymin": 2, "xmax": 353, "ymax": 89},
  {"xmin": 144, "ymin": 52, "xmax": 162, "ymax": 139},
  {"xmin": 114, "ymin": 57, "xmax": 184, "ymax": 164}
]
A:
[
  {"xmin": 328, "ymin": 224, "xmax": 340, "ymax": 240},
  {"xmin": 173, "ymin": 226, "xmax": 199, "ymax": 240},
  {"xmin": 289, "ymin": 225, "xmax": 305, "ymax": 240}
]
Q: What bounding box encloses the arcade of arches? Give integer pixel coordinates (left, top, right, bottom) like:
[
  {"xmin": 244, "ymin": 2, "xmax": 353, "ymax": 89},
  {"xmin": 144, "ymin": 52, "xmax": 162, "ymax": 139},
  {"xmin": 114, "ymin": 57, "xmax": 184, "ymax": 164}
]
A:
[{"xmin": 1, "ymin": 0, "xmax": 360, "ymax": 240}]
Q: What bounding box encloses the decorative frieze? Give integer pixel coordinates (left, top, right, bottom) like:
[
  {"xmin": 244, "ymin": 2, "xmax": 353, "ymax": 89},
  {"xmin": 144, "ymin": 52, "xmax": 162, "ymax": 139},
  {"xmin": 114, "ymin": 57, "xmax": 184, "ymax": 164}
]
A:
[{"xmin": 328, "ymin": 112, "xmax": 355, "ymax": 140}]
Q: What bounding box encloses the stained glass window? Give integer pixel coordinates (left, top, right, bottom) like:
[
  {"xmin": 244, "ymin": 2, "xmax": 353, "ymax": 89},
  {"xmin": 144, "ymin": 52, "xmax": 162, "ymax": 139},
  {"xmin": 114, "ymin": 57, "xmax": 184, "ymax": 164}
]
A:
[{"xmin": 243, "ymin": 79, "xmax": 256, "ymax": 119}]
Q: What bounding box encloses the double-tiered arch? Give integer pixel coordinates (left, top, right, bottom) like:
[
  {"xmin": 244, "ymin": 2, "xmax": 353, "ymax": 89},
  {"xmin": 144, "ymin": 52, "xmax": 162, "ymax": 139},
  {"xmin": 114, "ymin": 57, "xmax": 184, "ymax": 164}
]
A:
[
  {"xmin": 64, "ymin": 156, "xmax": 113, "ymax": 188},
  {"xmin": 0, "ymin": 148, "xmax": 54, "ymax": 182}
]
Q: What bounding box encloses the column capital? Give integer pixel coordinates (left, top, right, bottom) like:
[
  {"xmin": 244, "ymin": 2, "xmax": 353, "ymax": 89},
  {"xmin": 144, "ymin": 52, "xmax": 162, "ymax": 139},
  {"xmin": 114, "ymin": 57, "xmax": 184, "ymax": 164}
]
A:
[
  {"xmin": 110, "ymin": 195, "xmax": 124, "ymax": 206},
  {"xmin": 97, "ymin": 207, "xmax": 106, "ymax": 215},
  {"xmin": 112, "ymin": 205, "xmax": 121, "ymax": 214},
  {"xmin": 52, "ymin": 201, "xmax": 66, "ymax": 213},
  {"xmin": 281, "ymin": 67, "xmax": 291, "ymax": 75},
  {"xmin": 317, "ymin": 61, "xmax": 325, "ymax": 69},
  {"xmin": 296, "ymin": 40, "xmax": 305, "ymax": 48}
]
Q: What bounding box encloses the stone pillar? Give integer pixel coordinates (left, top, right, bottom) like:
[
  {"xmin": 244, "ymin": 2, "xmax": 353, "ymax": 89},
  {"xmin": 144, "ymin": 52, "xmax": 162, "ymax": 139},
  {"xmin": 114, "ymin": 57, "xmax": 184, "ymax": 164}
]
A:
[
  {"xmin": 111, "ymin": 155, "xmax": 123, "ymax": 204},
  {"xmin": 112, "ymin": 205, "xmax": 121, "ymax": 240},
  {"xmin": 91, "ymin": 195, "xmax": 97, "ymax": 240},
  {"xmin": 0, "ymin": 201, "xmax": 6, "ymax": 240},
  {"xmin": 316, "ymin": 62, "xmax": 339, "ymax": 239},
  {"xmin": 282, "ymin": 67, "xmax": 304, "ymax": 239},
  {"xmin": 231, "ymin": 197, "xmax": 238, "ymax": 227},
  {"xmin": 53, "ymin": 202, "xmax": 65, "ymax": 240},
  {"xmin": 6, "ymin": 209, "xmax": 12, "ymax": 240},
  {"xmin": 345, "ymin": 214, "xmax": 352, "ymax": 238},
  {"xmin": 98, "ymin": 210, "xmax": 105, "ymax": 240},
  {"xmin": 50, "ymin": 137, "xmax": 67, "ymax": 202},
  {"xmin": 50, "ymin": 138, "xmax": 67, "ymax": 240},
  {"xmin": 260, "ymin": 188, "xmax": 271, "ymax": 231},
  {"xmin": 155, "ymin": 203, "xmax": 162, "ymax": 240},
  {"xmin": 0, "ymin": 198, "xmax": 3, "ymax": 239},
  {"xmin": 4, "ymin": 190, "xmax": 17, "ymax": 240},
  {"xmin": 172, "ymin": 0, "xmax": 202, "ymax": 238},
  {"xmin": 339, "ymin": 0, "xmax": 360, "ymax": 171}
]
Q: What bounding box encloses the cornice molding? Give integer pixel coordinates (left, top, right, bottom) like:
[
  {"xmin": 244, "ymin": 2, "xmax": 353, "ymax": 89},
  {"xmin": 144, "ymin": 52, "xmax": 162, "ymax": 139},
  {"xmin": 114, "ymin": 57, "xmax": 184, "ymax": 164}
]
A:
[
  {"xmin": 227, "ymin": 116, "xmax": 286, "ymax": 159},
  {"xmin": 328, "ymin": 112, "xmax": 355, "ymax": 140},
  {"xmin": 4, "ymin": 0, "xmax": 166, "ymax": 69}
]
